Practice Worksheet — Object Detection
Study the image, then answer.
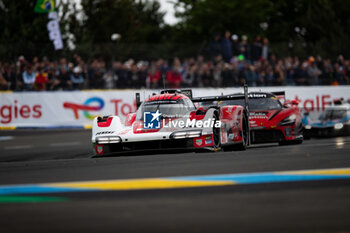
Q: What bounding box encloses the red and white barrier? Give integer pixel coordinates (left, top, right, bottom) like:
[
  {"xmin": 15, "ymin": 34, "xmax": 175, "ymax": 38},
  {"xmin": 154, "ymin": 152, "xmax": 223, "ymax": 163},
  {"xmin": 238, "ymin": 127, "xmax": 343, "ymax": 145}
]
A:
[{"xmin": 0, "ymin": 86, "xmax": 349, "ymax": 128}]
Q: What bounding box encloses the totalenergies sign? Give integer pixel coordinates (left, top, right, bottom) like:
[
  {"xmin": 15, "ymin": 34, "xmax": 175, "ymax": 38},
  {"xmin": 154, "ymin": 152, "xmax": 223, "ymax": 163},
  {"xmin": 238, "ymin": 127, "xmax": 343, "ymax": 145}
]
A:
[
  {"xmin": 63, "ymin": 97, "xmax": 105, "ymax": 120},
  {"xmin": 63, "ymin": 96, "xmax": 136, "ymax": 121},
  {"xmin": 0, "ymin": 100, "xmax": 42, "ymax": 124},
  {"xmin": 1, "ymin": 87, "xmax": 350, "ymax": 128}
]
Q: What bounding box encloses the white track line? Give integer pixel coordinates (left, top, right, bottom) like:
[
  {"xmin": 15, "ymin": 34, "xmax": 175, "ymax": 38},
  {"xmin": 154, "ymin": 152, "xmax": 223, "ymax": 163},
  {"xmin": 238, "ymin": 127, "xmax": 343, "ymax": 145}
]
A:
[
  {"xmin": 4, "ymin": 145, "xmax": 33, "ymax": 150},
  {"xmin": 49, "ymin": 142, "xmax": 81, "ymax": 147},
  {"xmin": 0, "ymin": 136, "xmax": 14, "ymax": 141}
]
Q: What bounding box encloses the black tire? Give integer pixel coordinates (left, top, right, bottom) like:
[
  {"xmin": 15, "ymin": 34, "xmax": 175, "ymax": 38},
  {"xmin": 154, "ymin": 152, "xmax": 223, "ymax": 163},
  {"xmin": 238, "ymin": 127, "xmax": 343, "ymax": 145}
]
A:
[
  {"xmin": 235, "ymin": 111, "xmax": 248, "ymax": 150},
  {"xmin": 223, "ymin": 111, "xmax": 248, "ymax": 151},
  {"xmin": 212, "ymin": 111, "xmax": 221, "ymax": 151},
  {"xmin": 279, "ymin": 139, "xmax": 303, "ymax": 146}
]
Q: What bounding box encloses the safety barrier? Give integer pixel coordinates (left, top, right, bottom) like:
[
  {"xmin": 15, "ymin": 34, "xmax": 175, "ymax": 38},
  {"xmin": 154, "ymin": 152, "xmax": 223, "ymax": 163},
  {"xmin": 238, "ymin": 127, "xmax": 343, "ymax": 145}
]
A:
[{"xmin": 1, "ymin": 86, "xmax": 349, "ymax": 129}]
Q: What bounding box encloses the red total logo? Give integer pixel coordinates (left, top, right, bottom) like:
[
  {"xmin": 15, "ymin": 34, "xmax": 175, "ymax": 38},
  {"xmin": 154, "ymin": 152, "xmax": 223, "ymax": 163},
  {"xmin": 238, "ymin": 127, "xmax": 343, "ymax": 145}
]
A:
[
  {"xmin": 63, "ymin": 98, "xmax": 137, "ymax": 120},
  {"xmin": 0, "ymin": 100, "xmax": 42, "ymax": 124}
]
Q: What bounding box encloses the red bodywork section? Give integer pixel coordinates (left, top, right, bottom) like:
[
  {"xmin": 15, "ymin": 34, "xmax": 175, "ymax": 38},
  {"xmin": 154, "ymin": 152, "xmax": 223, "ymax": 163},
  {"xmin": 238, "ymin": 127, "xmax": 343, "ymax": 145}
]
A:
[
  {"xmin": 97, "ymin": 117, "xmax": 113, "ymax": 127},
  {"xmin": 249, "ymin": 104, "xmax": 302, "ymax": 141},
  {"xmin": 146, "ymin": 93, "xmax": 188, "ymax": 102},
  {"xmin": 219, "ymin": 105, "xmax": 245, "ymax": 143},
  {"xmin": 125, "ymin": 113, "xmax": 136, "ymax": 126}
]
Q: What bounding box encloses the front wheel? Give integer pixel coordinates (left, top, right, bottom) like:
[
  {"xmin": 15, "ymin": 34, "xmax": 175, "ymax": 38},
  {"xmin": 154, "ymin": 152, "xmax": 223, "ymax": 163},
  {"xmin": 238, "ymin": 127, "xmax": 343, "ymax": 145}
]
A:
[{"xmin": 212, "ymin": 112, "xmax": 221, "ymax": 151}]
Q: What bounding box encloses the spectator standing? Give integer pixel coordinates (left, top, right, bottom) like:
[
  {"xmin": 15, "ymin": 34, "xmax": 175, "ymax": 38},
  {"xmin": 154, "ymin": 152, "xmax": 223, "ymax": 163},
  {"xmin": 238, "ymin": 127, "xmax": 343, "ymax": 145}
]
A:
[
  {"xmin": 251, "ymin": 35, "xmax": 262, "ymax": 62},
  {"xmin": 333, "ymin": 63, "xmax": 349, "ymax": 85},
  {"xmin": 56, "ymin": 66, "xmax": 69, "ymax": 90},
  {"xmin": 3, "ymin": 64, "xmax": 17, "ymax": 90},
  {"xmin": 147, "ymin": 62, "xmax": 162, "ymax": 88},
  {"xmin": 212, "ymin": 62, "xmax": 223, "ymax": 87},
  {"xmin": 239, "ymin": 35, "xmax": 251, "ymax": 62},
  {"xmin": 166, "ymin": 58, "xmax": 182, "ymax": 88},
  {"xmin": 182, "ymin": 64, "xmax": 198, "ymax": 87},
  {"xmin": 129, "ymin": 64, "xmax": 140, "ymax": 88},
  {"xmin": 264, "ymin": 65, "xmax": 275, "ymax": 86},
  {"xmin": 70, "ymin": 66, "xmax": 84, "ymax": 90},
  {"xmin": 199, "ymin": 63, "xmax": 213, "ymax": 87},
  {"xmin": 221, "ymin": 31, "xmax": 233, "ymax": 63},
  {"xmin": 244, "ymin": 65, "xmax": 258, "ymax": 86},
  {"xmin": 261, "ymin": 37, "xmax": 269, "ymax": 60},
  {"xmin": 137, "ymin": 62, "xmax": 148, "ymax": 88},
  {"xmin": 22, "ymin": 66, "xmax": 36, "ymax": 90},
  {"xmin": 209, "ymin": 33, "xmax": 222, "ymax": 61},
  {"xmin": 294, "ymin": 62, "xmax": 308, "ymax": 85},
  {"xmin": 0, "ymin": 69, "xmax": 7, "ymax": 90},
  {"xmin": 273, "ymin": 64, "xmax": 285, "ymax": 86},
  {"xmin": 91, "ymin": 69, "xmax": 104, "ymax": 89},
  {"xmin": 231, "ymin": 34, "xmax": 240, "ymax": 56},
  {"xmin": 307, "ymin": 57, "xmax": 321, "ymax": 85},
  {"xmin": 221, "ymin": 63, "xmax": 235, "ymax": 87},
  {"xmin": 34, "ymin": 67, "xmax": 49, "ymax": 91},
  {"xmin": 103, "ymin": 70, "xmax": 118, "ymax": 89}
]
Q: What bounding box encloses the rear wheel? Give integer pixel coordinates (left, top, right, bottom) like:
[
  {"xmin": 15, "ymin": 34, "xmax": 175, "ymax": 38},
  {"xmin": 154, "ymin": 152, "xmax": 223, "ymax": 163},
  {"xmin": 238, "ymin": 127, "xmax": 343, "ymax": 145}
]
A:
[
  {"xmin": 223, "ymin": 112, "xmax": 248, "ymax": 151},
  {"xmin": 235, "ymin": 112, "xmax": 248, "ymax": 150}
]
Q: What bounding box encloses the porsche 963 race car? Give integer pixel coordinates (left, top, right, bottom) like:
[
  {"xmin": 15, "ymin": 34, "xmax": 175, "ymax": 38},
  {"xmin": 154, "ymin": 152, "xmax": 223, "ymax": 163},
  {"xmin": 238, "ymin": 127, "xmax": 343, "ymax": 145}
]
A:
[{"xmin": 92, "ymin": 86, "xmax": 251, "ymax": 156}]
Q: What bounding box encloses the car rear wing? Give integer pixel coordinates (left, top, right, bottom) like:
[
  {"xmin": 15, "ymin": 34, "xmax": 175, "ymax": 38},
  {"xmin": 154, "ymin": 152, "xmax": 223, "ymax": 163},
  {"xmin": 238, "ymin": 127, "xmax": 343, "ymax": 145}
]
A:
[
  {"xmin": 192, "ymin": 84, "xmax": 250, "ymax": 145},
  {"xmin": 136, "ymin": 92, "xmax": 142, "ymax": 109},
  {"xmin": 192, "ymin": 84, "xmax": 249, "ymax": 111},
  {"xmin": 160, "ymin": 89, "xmax": 193, "ymax": 99},
  {"xmin": 271, "ymin": 91, "xmax": 285, "ymax": 102},
  {"xmin": 135, "ymin": 89, "xmax": 194, "ymax": 109}
]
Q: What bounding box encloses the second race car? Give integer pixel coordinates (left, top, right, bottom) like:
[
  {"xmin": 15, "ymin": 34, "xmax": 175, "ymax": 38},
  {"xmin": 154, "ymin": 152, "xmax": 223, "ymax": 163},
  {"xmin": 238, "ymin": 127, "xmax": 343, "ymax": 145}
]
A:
[{"xmin": 218, "ymin": 91, "xmax": 304, "ymax": 145}]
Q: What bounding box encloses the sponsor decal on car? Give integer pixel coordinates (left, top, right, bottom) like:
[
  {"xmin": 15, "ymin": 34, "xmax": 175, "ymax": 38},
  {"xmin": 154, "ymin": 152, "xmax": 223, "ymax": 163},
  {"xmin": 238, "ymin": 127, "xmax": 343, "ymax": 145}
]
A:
[
  {"xmin": 195, "ymin": 139, "xmax": 203, "ymax": 146},
  {"xmin": 164, "ymin": 118, "xmax": 222, "ymax": 128},
  {"xmin": 143, "ymin": 110, "xmax": 161, "ymax": 129},
  {"xmin": 96, "ymin": 131, "xmax": 115, "ymax": 135},
  {"xmin": 95, "ymin": 144, "xmax": 104, "ymax": 155},
  {"xmin": 205, "ymin": 140, "xmax": 213, "ymax": 145},
  {"xmin": 248, "ymin": 93, "xmax": 267, "ymax": 98},
  {"xmin": 249, "ymin": 112, "xmax": 268, "ymax": 119},
  {"xmin": 119, "ymin": 129, "xmax": 130, "ymax": 135}
]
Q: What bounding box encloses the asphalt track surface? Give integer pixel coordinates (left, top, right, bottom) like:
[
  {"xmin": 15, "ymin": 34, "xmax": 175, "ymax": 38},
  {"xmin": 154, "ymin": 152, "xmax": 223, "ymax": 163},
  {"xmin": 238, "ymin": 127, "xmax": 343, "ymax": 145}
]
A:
[{"xmin": 1, "ymin": 129, "xmax": 350, "ymax": 233}]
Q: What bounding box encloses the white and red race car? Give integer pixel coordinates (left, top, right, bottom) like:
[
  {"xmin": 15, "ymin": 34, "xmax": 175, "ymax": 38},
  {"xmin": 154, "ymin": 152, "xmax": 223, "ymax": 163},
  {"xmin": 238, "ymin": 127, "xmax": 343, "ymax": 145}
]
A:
[{"xmin": 92, "ymin": 86, "xmax": 250, "ymax": 156}]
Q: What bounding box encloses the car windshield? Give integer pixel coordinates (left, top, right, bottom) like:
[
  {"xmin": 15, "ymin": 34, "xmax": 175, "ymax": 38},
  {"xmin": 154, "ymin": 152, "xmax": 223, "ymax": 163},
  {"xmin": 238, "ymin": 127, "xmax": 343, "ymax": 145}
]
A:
[
  {"xmin": 322, "ymin": 109, "xmax": 347, "ymax": 120},
  {"xmin": 136, "ymin": 99, "xmax": 195, "ymax": 120},
  {"xmin": 219, "ymin": 97, "xmax": 282, "ymax": 111}
]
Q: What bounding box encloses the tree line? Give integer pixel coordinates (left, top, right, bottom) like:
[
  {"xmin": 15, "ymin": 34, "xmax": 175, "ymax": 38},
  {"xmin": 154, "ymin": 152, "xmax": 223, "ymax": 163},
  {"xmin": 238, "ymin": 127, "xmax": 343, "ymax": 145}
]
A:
[{"xmin": 1, "ymin": 0, "xmax": 350, "ymax": 61}]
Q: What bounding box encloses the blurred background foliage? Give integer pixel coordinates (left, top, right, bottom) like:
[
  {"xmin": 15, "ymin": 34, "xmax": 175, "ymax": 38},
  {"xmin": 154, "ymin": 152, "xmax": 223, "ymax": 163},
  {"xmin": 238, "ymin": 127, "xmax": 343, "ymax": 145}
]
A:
[{"xmin": 1, "ymin": 0, "xmax": 350, "ymax": 61}]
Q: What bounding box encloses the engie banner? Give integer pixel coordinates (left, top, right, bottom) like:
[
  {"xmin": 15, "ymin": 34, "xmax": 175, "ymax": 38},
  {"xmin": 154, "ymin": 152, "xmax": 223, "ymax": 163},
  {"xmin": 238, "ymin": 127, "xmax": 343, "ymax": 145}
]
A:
[{"xmin": 0, "ymin": 86, "xmax": 350, "ymax": 128}]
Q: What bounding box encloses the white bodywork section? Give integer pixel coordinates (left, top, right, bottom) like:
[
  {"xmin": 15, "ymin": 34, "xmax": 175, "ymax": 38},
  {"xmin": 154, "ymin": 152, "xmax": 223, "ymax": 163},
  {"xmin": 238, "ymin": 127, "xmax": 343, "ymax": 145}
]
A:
[{"xmin": 91, "ymin": 108, "xmax": 217, "ymax": 144}]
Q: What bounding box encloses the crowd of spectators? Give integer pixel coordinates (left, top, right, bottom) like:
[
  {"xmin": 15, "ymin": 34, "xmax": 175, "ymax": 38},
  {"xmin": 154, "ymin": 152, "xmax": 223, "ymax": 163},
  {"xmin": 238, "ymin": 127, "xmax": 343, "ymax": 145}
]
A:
[{"xmin": 0, "ymin": 32, "xmax": 349, "ymax": 91}]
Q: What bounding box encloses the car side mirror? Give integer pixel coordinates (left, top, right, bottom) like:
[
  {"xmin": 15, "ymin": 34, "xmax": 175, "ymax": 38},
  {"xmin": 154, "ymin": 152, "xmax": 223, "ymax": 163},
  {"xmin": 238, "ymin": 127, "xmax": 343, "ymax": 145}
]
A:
[{"xmin": 291, "ymin": 100, "xmax": 299, "ymax": 106}]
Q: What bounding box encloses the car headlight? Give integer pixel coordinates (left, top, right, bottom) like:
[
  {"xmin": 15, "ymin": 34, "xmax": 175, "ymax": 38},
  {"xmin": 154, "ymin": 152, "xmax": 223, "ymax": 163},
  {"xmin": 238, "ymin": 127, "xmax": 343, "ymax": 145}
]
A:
[
  {"xmin": 279, "ymin": 114, "xmax": 297, "ymax": 126},
  {"xmin": 96, "ymin": 136, "xmax": 121, "ymax": 144},
  {"xmin": 334, "ymin": 123, "xmax": 343, "ymax": 130},
  {"xmin": 170, "ymin": 130, "xmax": 202, "ymax": 139},
  {"xmin": 305, "ymin": 125, "xmax": 312, "ymax": 130}
]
